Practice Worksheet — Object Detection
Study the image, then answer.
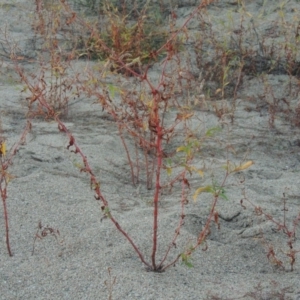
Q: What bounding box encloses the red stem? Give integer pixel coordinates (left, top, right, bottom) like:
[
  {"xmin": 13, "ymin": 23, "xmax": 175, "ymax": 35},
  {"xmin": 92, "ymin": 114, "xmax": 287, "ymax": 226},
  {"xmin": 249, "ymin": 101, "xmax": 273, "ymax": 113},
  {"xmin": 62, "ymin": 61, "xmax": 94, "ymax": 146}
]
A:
[
  {"xmin": 0, "ymin": 121, "xmax": 31, "ymax": 257},
  {"xmin": 13, "ymin": 0, "xmax": 218, "ymax": 270},
  {"xmin": 117, "ymin": 125, "xmax": 136, "ymax": 186},
  {"xmin": 158, "ymin": 172, "xmax": 187, "ymax": 268},
  {"xmin": 161, "ymin": 192, "xmax": 220, "ymax": 271},
  {"xmin": 151, "ymin": 109, "xmax": 163, "ymax": 269},
  {"xmin": 161, "ymin": 172, "xmax": 230, "ymax": 271},
  {"xmin": 1, "ymin": 185, "xmax": 12, "ymax": 257},
  {"xmin": 14, "ymin": 64, "xmax": 152, "ymax": 267},
  {"xmin": 54, "ymin": 115, "xmax": 152, "ymax": 268}
]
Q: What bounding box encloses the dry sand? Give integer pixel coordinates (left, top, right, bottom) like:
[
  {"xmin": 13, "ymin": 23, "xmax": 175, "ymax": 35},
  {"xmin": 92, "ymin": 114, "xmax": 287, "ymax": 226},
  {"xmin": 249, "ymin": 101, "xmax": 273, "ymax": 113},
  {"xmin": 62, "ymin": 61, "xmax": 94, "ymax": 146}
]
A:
[{"xmin": 1, "ymin": 1, "xmax": 300, "ymax": 299}]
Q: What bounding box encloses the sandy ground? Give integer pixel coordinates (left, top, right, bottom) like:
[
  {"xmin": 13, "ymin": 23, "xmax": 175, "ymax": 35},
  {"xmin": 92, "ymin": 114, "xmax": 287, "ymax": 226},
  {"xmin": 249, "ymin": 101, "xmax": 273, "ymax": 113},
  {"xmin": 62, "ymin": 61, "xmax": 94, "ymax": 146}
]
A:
[{"xmin": 1, "ymin": 1, "xmax": 300, "ymax": 299}]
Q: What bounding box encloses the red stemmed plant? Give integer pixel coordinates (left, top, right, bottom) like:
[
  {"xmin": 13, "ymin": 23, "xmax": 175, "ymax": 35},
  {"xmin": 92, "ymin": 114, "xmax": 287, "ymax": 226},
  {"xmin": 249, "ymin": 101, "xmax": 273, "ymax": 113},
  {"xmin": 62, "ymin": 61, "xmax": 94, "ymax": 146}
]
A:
[{"xmin": 6, "ymin": 0, "xmax": 253, "ymax": 271}]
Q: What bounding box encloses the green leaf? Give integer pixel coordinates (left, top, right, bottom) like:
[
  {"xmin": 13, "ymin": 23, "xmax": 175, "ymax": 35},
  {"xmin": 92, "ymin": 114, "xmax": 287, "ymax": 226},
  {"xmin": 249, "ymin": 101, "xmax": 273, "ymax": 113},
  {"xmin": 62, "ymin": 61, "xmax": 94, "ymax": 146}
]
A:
[
  {"xmin": 73, "ymin": 161, "xmax": 83, "ymax": 169},
  {"xmin": 176, "ymin": 145, "xmax": 187, "ymax": 153},
  {"xmin": 165, "ymin": 158, "xmax": 172, "ymax": 165},
  {"xmin": 205, "ymin": 126, "xmax": 222, "ymax": 137},
  {"xmin": 103, "ymin": 207, "xmax": 112, "ymax": 218},
  {"xmin": 108, "ymin": 84, "xmax": 120, "ymax": 98},
  {"xmin": 193, "ymin": 185, "xmax": 213, "ymax": 201},
  {"xmin": 181, "ymin": 253, "xmax": 193, "ymax": 268},
  {"xmin": 184, "ymin": 260, "xmax": 193, "ymax": 268},
  {"xmin": 214, "ymin": 185, "xmax": 228, "ymax": 201},
  {"xmin": 189, "ymin": 166, "xmax": 204, "ymax": 178},
  {"xmin": 166, "ymin": 167, "xmax": 172, "ymax": 176},
  {"xmin": 219, "ymin": 191, "xmax": 229, "ymax": 201}
]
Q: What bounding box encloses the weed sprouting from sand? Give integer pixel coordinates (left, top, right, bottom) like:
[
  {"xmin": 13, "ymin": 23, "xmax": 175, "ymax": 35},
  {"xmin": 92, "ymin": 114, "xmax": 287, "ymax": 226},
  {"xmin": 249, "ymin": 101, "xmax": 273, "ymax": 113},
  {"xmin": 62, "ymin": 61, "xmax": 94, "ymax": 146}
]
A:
[
  {"xmin": 0, "ymin": 120, "xmax": 31, "ymax": 257},
  {"xmin": 244, "ymin": 281, "xmax": 294, "ymax": 300},
  {"xmin": 207, "ymin": 281, "xmax": 293, "ymax": 299},
  {"xmin": 104, "ymin": 267, "xmax": 117, "ymax": 300},
  {"xmin": 76, "ymin": 0, "xmax": 169, "ymax": 68},
  {"xmin": 32, "ymin": 221, "xmax": 63, "ymax": 255},
  {"xmin": 194, "ymin": 0, "xmax": 300, "ymax": 127},
  {"xmin": 3, "ymin": 0, "xmax": 299, "ymax": 276},
  {"xmin": 9, "ymin": 0, "xmax": 245, "ymax": 272},
  {"xmin": 241, "ymin": 191, "xmax": 300, "ymax": 271}
]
